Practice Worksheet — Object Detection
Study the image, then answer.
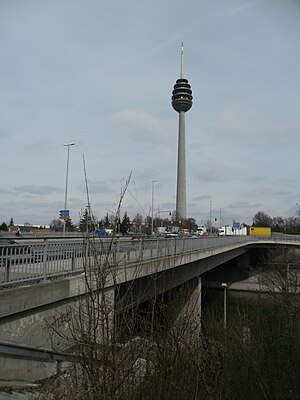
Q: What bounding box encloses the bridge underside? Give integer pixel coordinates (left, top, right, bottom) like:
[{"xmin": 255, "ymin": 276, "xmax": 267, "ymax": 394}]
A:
[{"xmin": 116, "ymin": 247, "xmax": 248, "ymax": 311}]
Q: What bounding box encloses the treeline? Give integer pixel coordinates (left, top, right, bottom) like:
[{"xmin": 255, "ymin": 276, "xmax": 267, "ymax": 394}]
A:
[
  {"xmin": 49, "ymin": 209, "xmax": 198, "ymax": 234},
  {"xmin": 1, "ymin": 209, "xmax": 299, "ymax": 235},
  {"xmin": 51, "ymin": 209, "xmax": 300, "ymax": 235},
  {"xmin": 251, "ymin": 211, "xmax": 300, "ymax": 235}
]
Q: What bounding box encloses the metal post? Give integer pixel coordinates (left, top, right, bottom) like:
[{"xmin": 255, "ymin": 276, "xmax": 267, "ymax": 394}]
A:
[
  {"xmin": 150, "ymin": 180, "xmax": 157, "ymax": 236},
  {"xmin": 5, "ymin": 258, "xmax": 10, "ymax": 284},
  {"xmin": 222, "ymin": 282, "xmax": 227, "ymax": 329},
  {"xmin": 43, "ymin": 240, "xmax": 49, "ymax": 281},
  {"xmin": 63, "ymin": 142, "xmax": 75, "ymax": 234},
  {"xmin": 150, "ymin": 237, "xmax": 153, "ymax": 258},
  {"xmin": 113, "ymin": 240, "xmax": 117, "ymax": 264},
  {"xmin": 139, "ymin": 238, "xmax": 143, "ymax": 261},
  {"xmin": 71, "ymin": 251, "xmax": 75, "ymax": 271},
  {"xmin": 117, "ymin": 239, "xmax": 120, "ymax": 264}
]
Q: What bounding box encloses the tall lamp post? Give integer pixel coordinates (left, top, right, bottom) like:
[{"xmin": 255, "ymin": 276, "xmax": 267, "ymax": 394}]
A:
[
  {"xmin": 221, "ymin": 282, "xmax": 227, "ymax": 330},
  {"xmin": 63, "ymin": 142, "xmax": 75, "ymax": 234},
  {"xmin": 150, "ymin": 180, "xmax": 157, "ymax": 236}
]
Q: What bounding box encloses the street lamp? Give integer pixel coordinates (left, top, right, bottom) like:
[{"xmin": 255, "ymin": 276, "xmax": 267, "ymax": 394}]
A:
[
  {"xmin": 63, "ymin": 142, "xmax": 75, "ymax": 234},
  {"xmin": 221, "ymin": 282, "xmax": 227, "ymax": 329},
  {"xmin": 150, "ymin": 180, "xmax": 157, "ymax": 236}
]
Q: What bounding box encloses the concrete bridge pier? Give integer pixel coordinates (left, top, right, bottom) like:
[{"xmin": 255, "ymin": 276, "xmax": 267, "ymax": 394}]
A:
[
  {"xmin": 172, "ymin": 277, "xmax": 202, "ymax": 333},
  {"xmin": 236, "ymin": 252, "xmax": 251, "ymax": 275}
]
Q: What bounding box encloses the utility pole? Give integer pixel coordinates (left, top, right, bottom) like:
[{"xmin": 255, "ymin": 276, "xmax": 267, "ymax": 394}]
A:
[
  {"xmin": 150, "ymin": 180, "xmax": 157, "ymax": 235},
  {"xmin": 63, "ymin": 142, "xmax": 75, "ymax": 234}
]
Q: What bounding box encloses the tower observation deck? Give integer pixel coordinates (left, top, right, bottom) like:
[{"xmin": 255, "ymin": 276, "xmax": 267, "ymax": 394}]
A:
[{"xmin": 171, "ymin": 43, "xmax": 193, "ymax": 220}]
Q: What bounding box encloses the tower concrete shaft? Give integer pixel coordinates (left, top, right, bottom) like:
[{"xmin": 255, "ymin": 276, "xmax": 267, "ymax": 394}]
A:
[
  {"xmin": 171, "ymin": 43, "xmax": 193, "ymax": 220},
  {"xmin": 176, "ymin": 111, "xmax": 187, "ymax": 219}
]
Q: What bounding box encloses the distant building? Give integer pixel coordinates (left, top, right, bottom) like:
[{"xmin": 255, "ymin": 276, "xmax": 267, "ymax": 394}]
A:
[{"xmin": 8, "ymin": 224, "xmax": 51, "ymax": 233}]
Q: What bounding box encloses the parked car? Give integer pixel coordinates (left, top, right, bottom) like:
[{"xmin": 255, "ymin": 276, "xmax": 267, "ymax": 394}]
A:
[{"xmin": 164, "ymin": 233, "xmax": 180, "ymax": 238}]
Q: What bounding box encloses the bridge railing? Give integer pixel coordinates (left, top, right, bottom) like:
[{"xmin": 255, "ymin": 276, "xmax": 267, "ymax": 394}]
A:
[{"xmin": 1, "ymin": 235, "xmax": 299, "ymax": 288}]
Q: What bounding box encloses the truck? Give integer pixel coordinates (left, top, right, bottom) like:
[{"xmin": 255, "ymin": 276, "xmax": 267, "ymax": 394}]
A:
[
  {"xmin": 218, "ymin": 225, "xmax": 271, "ymax": 237},
  {"xmin": 157, "ymin": 226, "xmax": 167, "ymax": 235},
  {"xmin": 248, "ymin": 226, "xmax": 271, "ymax": 236},
  {"xmin": 218, "ymin": 226, "xmax": 248, "ymax": 236},
  {"xmin": 166, "ymin": 226, "xmax": 180, "ymax": 234},
  {"xmin": 157, "ymin": 226, "xmax": 180, "ymax": 236},
  {"xmin": 218, "ymin": 226, "xmax": 235, "ymax": 236},
  {"xmin": 195, "ymin": 225, "xmax": 207, "ymax": 236}
]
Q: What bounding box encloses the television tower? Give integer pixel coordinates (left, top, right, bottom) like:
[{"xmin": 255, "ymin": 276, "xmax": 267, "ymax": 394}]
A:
[{"xmin": 171, "ymin": 43, "xmax": 193, "ymax": 220}]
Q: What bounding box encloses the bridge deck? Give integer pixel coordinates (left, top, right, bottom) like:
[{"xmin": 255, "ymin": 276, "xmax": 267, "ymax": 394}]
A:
[{"xmin": 1, "ymin": 235, "xmax": 299, "ymax": 288}]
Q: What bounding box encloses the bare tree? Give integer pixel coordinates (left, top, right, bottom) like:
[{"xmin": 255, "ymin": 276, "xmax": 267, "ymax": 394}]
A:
[
  {"xmin": 39, "ymin": 191, "xmax": 300, "ymax": 399},
  {"xmin": 39, "ymin": 173, "xmax": 230, "ymax": 399}
]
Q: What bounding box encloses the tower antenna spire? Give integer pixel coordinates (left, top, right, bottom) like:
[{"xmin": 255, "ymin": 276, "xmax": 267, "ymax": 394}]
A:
[{"xmin": 180, "ymin": 42, "xmax": 184, "ymax": 79}]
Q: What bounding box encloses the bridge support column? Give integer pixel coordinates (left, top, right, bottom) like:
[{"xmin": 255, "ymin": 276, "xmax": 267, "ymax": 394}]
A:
[
  {"xmin": 97, "ymin": 287, "xmax": 116, "ymax": 344},
  {"xmin": 236, "ymin": 252, "xmax": 251, "ymax": 276},
  {"xmin": 188, "ymin": 276, "xmax": 202, "ymax": 320},
  {"xmin": 174, "ymin": 277, "xmax": 202, "ymax": 332}
]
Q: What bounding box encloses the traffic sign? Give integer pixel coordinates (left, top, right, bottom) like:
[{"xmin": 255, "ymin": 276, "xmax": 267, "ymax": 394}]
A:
[{"xmin": 59, "ymin": 210, "xmax": 70, "ymax": 220}]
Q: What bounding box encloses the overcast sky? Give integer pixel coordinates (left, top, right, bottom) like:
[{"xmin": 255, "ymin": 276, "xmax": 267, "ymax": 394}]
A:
[{"xmin": 0, "ymin": 0, "xmax": 299, "ymax": 227}]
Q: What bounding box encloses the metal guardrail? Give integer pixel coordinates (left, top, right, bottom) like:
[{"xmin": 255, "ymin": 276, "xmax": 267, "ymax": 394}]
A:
[
  {"xmin": 0, "ymin": 339, "xmax": 81, "ymax": 386},
  {"xmin": 0, "ymin": 339, "xmax": 79, "ymax": 364},
  {"xmin": 1, "ymin": 235, "xmax": 299, "ymax": 288}
]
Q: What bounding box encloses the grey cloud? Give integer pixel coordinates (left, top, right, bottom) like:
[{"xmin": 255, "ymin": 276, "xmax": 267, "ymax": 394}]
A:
[
  {"xmin": 0, "ymin": 0, "xmax": 298, "ymax": 225},
  {"xmin": 22, "ymin": 139, "xmax": 55, "ymax": 153},
  {"xmin": 192, "ymin": 195, "xmax": 211, "ymax": 202},
  {"xmin": 244, "ymin": 175, "xmax": 266, "ymax": 184},
  {"xmin": 2, "ymin": 199, "xmax": 68, "ymax": 210},
  {"xmin": 227, "ymin": 201, "xmax": 262, "ymax": 209},
  {"xmin": 194, "ymin": 167, "xmax": 226, "ymax": 183},
  {"xmin": 159, "ymin": 202, "xmax": 175, "ymax": 211},
  {"xmin": 258, "ymin": 187, "xmax": 290, "ymax": 197},
  {"xmin": 188, "ymin": 141, "xmax": 208, "ymax": 157},
  {"xmin": 78, "ymin": 181, "xmax": 113, "ymax": 195},
  {"xmin": 205, "ymin": 109, "xmax": 297, "ymax": 140},
  {"xmin": 286, "ymin": 205, "xmax": 300, "ymax": 216},
  {"xmin": 13, "ymin": 185, "xmax": 62, "ymax": 195},
  {"xmin": 0, "ymin": 129, "xmax": 10, "ymax": 139},
  {"xmin": 0, "ymin": 187, "xmax": 13, "ymax": 194},
  {"xmin": 110, "ymin": 109, "xmax": 173, "ymax": 147},
  {"xmin": 131, "ymin": 170, "xmax": 160, "ymax": 182}
]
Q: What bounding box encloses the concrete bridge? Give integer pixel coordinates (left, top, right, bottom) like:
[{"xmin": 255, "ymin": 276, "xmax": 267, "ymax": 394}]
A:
[{"xmin": 0, "ymin": 235, "xmax": 299, "ymax": 383}]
